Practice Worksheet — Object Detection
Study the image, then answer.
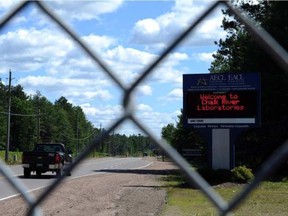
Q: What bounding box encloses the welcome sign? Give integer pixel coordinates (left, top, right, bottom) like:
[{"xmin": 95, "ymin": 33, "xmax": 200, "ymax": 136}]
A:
[{"xmin": 183, "ymin": 73, "xmax": 261, "ymax": 129}]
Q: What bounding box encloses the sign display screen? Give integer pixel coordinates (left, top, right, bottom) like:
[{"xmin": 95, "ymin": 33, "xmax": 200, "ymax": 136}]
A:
[{"xmin": 183, "ymin": 73, "xmax": 260, "ymax": 128}]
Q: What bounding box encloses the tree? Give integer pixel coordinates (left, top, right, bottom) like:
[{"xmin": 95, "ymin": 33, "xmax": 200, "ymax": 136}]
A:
[
  {"xmin": 0, "ymin": 83, "xmax": 8, "ymax": 149},
  {"xmin": 54, "ymin": 99, "xmax": 96, "ymax": 153},
  {"xmin": 161, "ymin": 123, "xmax": 176, "ymax": 146},
  {"xmin": 210, "ymin": 0, "xmax": 288, "ymax": 169},
  {"xmin": 0, "ymin": 82, "xmax": 156, "ymax": 158},
  {"xmin": 161, "ymin": 110, "xmax": 206, "ymax": 157},
  {"xmin": 54, "ymin": 96, "xmax": 73, "ymax": 111},
  {"xmin": 10, "ymin": 97, "xmax": 36, "ymax": 151}
]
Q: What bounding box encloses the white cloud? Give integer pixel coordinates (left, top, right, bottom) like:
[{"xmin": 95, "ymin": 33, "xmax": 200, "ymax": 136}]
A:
[
  {"xmin": 82, "ymin": 103, "xmax": 123, "ymax": 116},
  {"xmin": 173, "ymin": 109, "xmax": 182, "ymax": 118},
  {"xmin": 66, "ymin": 90, "xmax": 113, "ymax": 101},
  {"xmin": 18, "ymin": 75, "xmax": 112, "ymax": 102},
  {"xmin": 131, "ymin": 0, "xmax": 225, "ymax": 47},
  {"xmin": 136, "ymin": 51, "xmax": 189, "ymax": 85},
  {"xmin": 80, "ymin": 103, "xmax": 100, "ymax": 116},
  {"xmin": 194, "ymin": 52, "xmax": 215, "ymax": 63},
  {"xmin": 105, "ymin": 46, "xmax": 156, "ymax": 65},
  {"xmin": 135, "ymin": 19, "xmax": 160, "ymax": 36},
  {"xmin": 133, "ymin": 109, "xmax": 178, "ymax": 136},
  {"xmin": 136, "ymin": 85, "xmax": 152, "ymax": 96},
  {"xmin": 19, "ymin": 76, "xmax": 107, "ymax": 87},
  {"xmin": 171, "ymin": 52, "xmax": 189, "ymax": 61},
  {"xmin": 103, "ymin": 46, "xmax": 157, "ymax": 83},
  {"xmin": 132, "ymin": 18, "xmax": 161, "ymax": 43},
  {"xmin": 137, "ymin": 104, "xmax": 153, "ymax": 112},
  {"xmin": 83, "ymin": 34, "xmax": 116, "ymax": 52},
  {"xmin": 166, "ymin": 88, "xmax": 183, "ymax": 100},
  {"xmin": 0, "ymin": 0, "xmax": 21, "ymax": 10},
  {"xmin": 152, "ymin": 67, "xmax": 183, "ymax": 85},
  {"xmin": 81, "ymin": 103, "xmax": 124, "ymax": 130},
  {"xmin": 0, "ymin": 26, "xmax": 122, "ymax": 79},
  {"xmin": 45, "ymin": 0, "xmax": 124, "ymax": 21},
  {"xmin": 0, "ymin": 28, "xmax": 74, "ymax": 72},
  {"xmin": 0, "ymin": 1, "xmax": 221, "ymax": 138}
]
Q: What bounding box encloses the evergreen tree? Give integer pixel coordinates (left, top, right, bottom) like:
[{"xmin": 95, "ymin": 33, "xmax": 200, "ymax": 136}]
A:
[
  {"xmin": 0, "ymin": 83, "xmax": 8, "ymax": 149},
  {"xmin": 210, "ymin": 0, "xmax": 288, "ymax": 169},
  {"xmin": 161, "ymin": 110, "xmax": 206, "ymax": 159}
]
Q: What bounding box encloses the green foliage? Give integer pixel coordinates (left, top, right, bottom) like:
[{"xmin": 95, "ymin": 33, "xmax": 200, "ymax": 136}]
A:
[
  {"xmin": 160, "ymin": 2, "xmax": 288, "ymax": 175},
  {"xmin": 208, "ymin": 1, "xmax": 288, "ymax": 170},
  {"xmin": 11, "ymin": 97, "xmax": 37, "ymax": 151},
  {"xmin": 231, "ymin": 166, "xmax": 254, "ymax": 183},
  {"xmin": 196, "ymin": 165, "xmax": 253, "ymax": 185},
  {"xmin": 0, "ymin": 83, "xmax": 154, "ymax": 157},
  {"xmin": 161, "ymin": 110, "xmax": 207, "ymax": 163},
  {"xmin": 161, "ymin": 123, "xmax": 176, "ymax": 146},
  {"xmin": 161, "ymin": 181, "xmax": 288, "ymax": 216},
  {"xmin": 0, "ymin": 151, "xmax": 22, "ymax": 165}
]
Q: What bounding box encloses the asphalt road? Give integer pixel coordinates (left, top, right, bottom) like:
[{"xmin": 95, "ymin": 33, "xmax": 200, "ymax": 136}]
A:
[{"xmin": 0, "ymin": 157, "xmax": 153, "ymax": 201}]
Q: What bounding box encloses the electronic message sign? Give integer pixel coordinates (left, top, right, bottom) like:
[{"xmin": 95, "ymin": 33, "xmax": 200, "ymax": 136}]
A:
[{"xmin": 183, "ymin": 73, "xmax": 260, "ymax": 129}]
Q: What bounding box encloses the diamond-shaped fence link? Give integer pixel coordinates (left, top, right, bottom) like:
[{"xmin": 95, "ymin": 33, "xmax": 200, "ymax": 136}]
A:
[{"xmin": 0, "ymin": 1, "xmax": 287, "ymax": 216}]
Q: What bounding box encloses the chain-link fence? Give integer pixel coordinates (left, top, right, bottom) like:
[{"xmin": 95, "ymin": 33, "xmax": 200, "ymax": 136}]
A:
[{"xmin": 0, "ymin": 1, "xmax": 288, "ymax": 216}]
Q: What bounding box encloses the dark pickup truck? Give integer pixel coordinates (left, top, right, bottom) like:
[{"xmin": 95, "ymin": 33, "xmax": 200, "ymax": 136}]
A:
[{"xmin": 22, "ymin": 143, "xmax": 72, "ymax": 178}]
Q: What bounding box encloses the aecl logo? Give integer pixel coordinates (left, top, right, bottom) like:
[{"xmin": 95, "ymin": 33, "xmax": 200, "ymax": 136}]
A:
[
  {"xmin": 228, "ymin": 74, "xmax": 244, "ymax": 81},
  {"xmin": 209, "ymin": 74, "xmax": 244, "ymax": 81},
  {"xmin": 210, "ymin": 74, "xmax": 226, "ymax": 81}
]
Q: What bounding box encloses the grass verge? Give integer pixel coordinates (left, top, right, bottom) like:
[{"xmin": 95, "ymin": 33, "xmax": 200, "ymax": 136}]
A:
[
  {"xmin": 0, "ymin": 150, "xmax": 109, "ymax": 165},
  {"xmin": 0, "ymin": 151, "xmax": 22, "ymax": 164},
  {"xmin": 160, "ymin": 174, "xmax": 288, "ymax": 216}
]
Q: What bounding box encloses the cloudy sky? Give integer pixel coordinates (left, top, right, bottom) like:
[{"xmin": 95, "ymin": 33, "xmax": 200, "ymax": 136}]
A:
[{"xmin": 0, "ymin": 0, "xmax": 227, "ymax": 138}]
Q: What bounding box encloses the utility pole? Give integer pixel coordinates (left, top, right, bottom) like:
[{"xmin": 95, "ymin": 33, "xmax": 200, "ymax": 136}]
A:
[
  {"xmin": 100, "ymin": 123, "xmax": 102, "ymax": 152},
  {"xmin": 37, "ymin": 107, "xmax": 40, "ymax": 143},
  {"xmin": 76, "ymin": 110, "xmax": 79, "ymax": 156},
  {"xmin": 5, "ymin": 70, "xmax": 12, "ymax": 162}
]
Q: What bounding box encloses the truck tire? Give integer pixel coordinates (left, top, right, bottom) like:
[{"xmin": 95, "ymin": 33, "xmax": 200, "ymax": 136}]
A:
[
  {"xmin": 63, "ymin": 164, "xmax": 71, "ymax": 176},
  {"xmin": 56, "ymin": 168, "xmax": 63, "ymax": 177},
  {"xmin": 36, "ymin": 171, "xmax": 41, "ymax": 177},
  {"xmin": 24, "ymin": 168, "xmax": 31, "ymax": 178}
]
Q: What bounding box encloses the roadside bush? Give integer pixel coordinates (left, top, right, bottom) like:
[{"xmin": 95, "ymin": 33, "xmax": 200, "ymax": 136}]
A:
[
  {"xmin": 0, "ymin": 151, "xmax": 22, "ymax": 165},
  {"xmin": 231, "ymin": 166, "xmax": 254, "ymax": 183}
]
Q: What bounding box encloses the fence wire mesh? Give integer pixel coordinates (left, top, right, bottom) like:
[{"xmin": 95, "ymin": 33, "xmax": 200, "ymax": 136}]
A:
[{"xmin": 0, "ymin": 1, "xmax": 288, "ymax": 216}]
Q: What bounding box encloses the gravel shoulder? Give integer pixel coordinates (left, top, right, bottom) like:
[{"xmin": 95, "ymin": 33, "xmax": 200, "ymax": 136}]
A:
[{"xmin": 0, "ymin": 157, "xmax": 178, "ymax": 216}]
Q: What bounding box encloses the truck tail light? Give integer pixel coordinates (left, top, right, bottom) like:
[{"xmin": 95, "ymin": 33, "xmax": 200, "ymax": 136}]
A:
[{"xmin": 55, "ymin": 153, "xmax": 61, "ymax": 163}]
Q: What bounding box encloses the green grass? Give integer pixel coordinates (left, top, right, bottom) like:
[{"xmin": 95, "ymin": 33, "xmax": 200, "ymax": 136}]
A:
[
  {"xmin": 0, "ymin": 150, "xmax": 108, "ymax": 165},
  {"xmin": 160, "ymin": 175, "xmax": 288, "ymax": 216},
  {"xmin": 0, "ymin": 151, "xmax": 22, "ymax": 164}
]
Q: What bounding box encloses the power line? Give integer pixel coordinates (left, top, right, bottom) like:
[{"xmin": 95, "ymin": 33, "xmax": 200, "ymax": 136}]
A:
[
  {"xmin": 0, "ymin": 112, "xmax": 43, "ymax": 117},
  {"xmin": 58, "ymin": 129, "xmax": 98, "ymax": 141}
]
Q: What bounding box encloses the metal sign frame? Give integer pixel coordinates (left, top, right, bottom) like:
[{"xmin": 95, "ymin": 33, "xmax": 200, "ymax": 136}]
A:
[{"xmin": 183, "ymin": 72, "xmax": 261, "ymax": 129}]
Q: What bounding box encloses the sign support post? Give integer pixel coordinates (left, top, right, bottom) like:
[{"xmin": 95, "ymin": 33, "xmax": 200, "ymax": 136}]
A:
[{"xmin": 212, "ymin": 129, "xmax": 230, "ymax": 170}]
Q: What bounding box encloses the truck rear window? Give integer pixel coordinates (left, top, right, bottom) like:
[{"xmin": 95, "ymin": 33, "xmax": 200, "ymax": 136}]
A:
[{"xmin": 34, "ymin": 144, "xmax": 63, "ymax": 152}]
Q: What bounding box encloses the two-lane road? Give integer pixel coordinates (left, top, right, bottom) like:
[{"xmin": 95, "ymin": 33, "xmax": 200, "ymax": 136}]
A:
[{"xmin": 0, "ymin": 157, "xmax": 153, "ymax": 201}]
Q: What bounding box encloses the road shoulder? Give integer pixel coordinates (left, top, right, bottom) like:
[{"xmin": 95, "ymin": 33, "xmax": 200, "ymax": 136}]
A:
[{"xmin": 0, "ymin": 157, "xmax": 179, "ymax": 216}]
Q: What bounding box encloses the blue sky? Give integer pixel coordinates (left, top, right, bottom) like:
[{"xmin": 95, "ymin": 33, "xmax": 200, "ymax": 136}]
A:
[{"xmin": 0, "ymin": 0, "xmax": 227, "ymax": 138}]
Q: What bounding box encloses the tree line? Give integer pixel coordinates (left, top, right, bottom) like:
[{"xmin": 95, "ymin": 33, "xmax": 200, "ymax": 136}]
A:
[
  {"xmin": 162, "ymin": 0, "xmax": 288, "ymax": 172},
  {"xmin": 0, "ymin": 82, "xmax": 155, "ymax": 157}
]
